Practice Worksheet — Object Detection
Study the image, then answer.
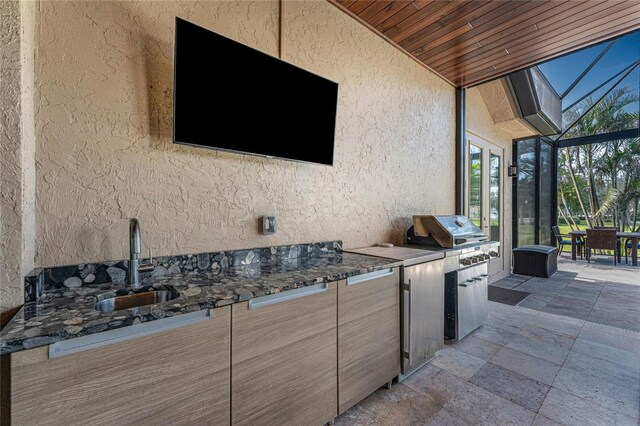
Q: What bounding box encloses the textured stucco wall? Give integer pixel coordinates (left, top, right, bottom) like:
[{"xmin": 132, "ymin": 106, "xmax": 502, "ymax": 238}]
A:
[
  {"xmin": 466, "ymin": 87, "xmax": 523, "ymax": 279},
  {"xmin": 32, "ymin": 1, "xmax": 455, "ymax": 268},
  {"xmin": 20, "ymin": 0, "xmax": 37, "ymax": 284},
  {"xmin": 0, "ymin": 0, "xmax": 36, "ymax": 316}
]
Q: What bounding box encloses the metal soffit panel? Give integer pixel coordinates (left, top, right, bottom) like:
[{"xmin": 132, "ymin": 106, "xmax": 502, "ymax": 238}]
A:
[{"xmin": 329, "ymin": 0, "xmax": 640, "ymax": 87}]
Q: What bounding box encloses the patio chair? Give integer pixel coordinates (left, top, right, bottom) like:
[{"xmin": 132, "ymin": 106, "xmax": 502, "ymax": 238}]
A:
[
  {"xmin": 591, "ymin": 226, "xmax": 622, "ymax": 262},
  {"xmin": 585, "ymin": 228, "xmax": 618, "ymax": 265},
  {"xmin": 552, "ymin": 226, "xmax": 582, "ymax": 258},
  {"xmin": 624, "ymin": 238, "xmax": 640, "ymax": 264}
]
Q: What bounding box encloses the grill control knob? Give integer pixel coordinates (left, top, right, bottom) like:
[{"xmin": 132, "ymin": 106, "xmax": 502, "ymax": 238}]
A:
[
  {"xmin": 483, "ymin": 254, "xmax": 491, "ymax": 260},
  {"xmin": 461, "ymin": 258, "xmax": 473, "ymax": 266}
]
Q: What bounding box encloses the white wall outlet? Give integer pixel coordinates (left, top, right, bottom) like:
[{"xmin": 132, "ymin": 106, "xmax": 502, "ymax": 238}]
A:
[{"xmin": 261, "ymin": 216, "xmax": 277, "ymax": 235}]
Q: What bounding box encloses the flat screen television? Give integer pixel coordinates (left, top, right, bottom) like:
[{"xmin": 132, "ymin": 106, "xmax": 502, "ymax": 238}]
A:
[{"xmin": 173, "ymin": 18, "xmax": 338, "ymax": 166}]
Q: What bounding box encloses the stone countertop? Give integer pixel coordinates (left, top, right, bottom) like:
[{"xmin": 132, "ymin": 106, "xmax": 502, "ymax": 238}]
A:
[{"xmin": 0, "ymin": 252, "xmax": 401, "ymax": 355}]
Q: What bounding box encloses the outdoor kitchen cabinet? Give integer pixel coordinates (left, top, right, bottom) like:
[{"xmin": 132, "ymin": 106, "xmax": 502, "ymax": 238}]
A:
[
  {"xmin": 231, "ymin": 282, "xmax": 337, "ymax": 426},
  {"xmin": 6, "ymin": 271, "xmax": 402, "ymax": 425},
  {"xmin": 337, "ymin": 268, "xmax": 401, "ymax": 414},
  {"xmin": 9, "ymin": 306, "xmax": 231, "ymax": 426}
]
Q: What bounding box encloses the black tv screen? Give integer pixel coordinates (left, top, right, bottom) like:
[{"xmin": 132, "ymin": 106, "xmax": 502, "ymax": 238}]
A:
[{"xmin": 173, "ymin": 18, "xmax": 338, "ymax": 166}]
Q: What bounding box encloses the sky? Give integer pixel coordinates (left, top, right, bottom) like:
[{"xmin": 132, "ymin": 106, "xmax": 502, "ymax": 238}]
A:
[{"xmin": 537, "ymin": 30, "xmax": 640, "ymax": 125}]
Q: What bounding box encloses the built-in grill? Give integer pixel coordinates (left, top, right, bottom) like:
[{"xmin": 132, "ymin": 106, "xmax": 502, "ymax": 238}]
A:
[
  {"xmin": 404, "ymin": 215, "xmax": 495, "ymax": 341},
  {"xmin": 406, "ymin": 215, "xmax": 489, "ymax": 248}
]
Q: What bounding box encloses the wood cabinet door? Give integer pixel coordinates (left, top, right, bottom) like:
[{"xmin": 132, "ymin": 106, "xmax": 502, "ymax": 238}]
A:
[
  {"xmin": 231, "ymin": 283, "xmax": 337, "ymax": 426},
  {"xmin": 337, "ymin": 268, "xmax": 400, "ymax": 414},
  {"xmin": 11, "ymin": 307, "xmax": 231, "ymax": 426}
]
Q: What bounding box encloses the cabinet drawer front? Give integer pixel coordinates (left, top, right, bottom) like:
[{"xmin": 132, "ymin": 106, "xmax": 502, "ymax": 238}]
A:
[
  {"xmin": 232, "ymin": 283, "xmax": 337, "ymax": 426},
  {"xmin": 11, "ymin": 306, "xmax": 231, "ymax": 426},
  {"xmin": 339, "ymin": 268, "xmax": 399, "ymax": 325},
  {"xmin": 338, "ymin": 269, "xmax": 400, "ymax": 414}
]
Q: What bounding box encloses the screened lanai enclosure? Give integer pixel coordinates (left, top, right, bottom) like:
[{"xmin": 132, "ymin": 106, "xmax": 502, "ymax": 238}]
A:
[{"xmin": 510, "ymin": 31, "xmax": 640, "ymax": 249}]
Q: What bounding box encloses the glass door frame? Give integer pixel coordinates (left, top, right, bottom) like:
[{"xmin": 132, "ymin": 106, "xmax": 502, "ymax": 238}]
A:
[
  {"xmin": 466, "ymin": 132, "xmax": 505, "ymax": 272},
  {"xmin": 512, "ymin": 136, "xmax": 558, "ymax": 247}
]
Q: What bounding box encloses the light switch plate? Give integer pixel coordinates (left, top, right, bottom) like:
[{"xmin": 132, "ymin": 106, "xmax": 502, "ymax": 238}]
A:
[{"xmin": 261, "ymin": 216, "xmax": 276, "ymax": 235}]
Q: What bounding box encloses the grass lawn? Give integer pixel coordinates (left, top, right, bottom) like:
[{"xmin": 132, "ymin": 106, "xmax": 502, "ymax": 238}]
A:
[{"xmin": 557, "ymin": 221, "xmax": 635, "ymax": 236}]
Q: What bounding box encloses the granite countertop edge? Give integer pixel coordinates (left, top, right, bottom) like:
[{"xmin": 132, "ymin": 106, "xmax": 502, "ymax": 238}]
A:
[{"xmin": 0, "ymin": 253, "xmax": 402, "ymax": 355}]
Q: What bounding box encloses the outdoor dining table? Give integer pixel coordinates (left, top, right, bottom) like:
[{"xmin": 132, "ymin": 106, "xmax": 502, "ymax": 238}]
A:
[{"xmin": 569, "ymin": 230, "xmax": 640, "ymax": 266}]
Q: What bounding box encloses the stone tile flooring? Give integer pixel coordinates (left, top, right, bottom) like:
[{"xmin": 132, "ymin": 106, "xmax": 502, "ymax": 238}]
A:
[
  {"xmin": 494, "ymin": 256, "xmax": 640, "ymax": 333},
  {"xmin": 336, "ymin": 258, "xmax": 640, "ymax": 426}
]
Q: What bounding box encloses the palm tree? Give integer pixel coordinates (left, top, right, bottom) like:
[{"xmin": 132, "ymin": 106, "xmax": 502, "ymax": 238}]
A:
[{"xmin": 559, "ymin": 86, "xmax": 639, "ymax": 231}]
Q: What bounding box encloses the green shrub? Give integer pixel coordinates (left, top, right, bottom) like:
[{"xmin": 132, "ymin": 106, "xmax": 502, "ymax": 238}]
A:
[{"xmin": 558, "ymin": 217, "xmax": 582, "ymax": 225}]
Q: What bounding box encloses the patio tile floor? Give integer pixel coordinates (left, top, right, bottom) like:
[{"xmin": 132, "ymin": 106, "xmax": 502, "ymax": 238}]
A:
[
  {"xmin": 335, "ymin": 257, "xmax": 639, "ymax": 425},
  {"xmin": 512, "ymin": 256, "xmax": 640, "ymax": 333}
]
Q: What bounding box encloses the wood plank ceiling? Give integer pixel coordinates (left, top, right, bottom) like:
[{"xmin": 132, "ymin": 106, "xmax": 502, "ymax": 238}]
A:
[{"xmin": 329, "ymin": 0, "xmax": 640, "ymax": 87}]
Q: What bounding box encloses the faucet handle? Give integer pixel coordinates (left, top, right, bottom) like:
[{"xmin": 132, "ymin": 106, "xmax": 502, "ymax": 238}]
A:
[
  {"xmin": 148, "ymin": 248, "xmax": 157, "ymax": 266},
  {"xmin": 138, "ymin": 248, "xmax": 157, "ymax": 272}
]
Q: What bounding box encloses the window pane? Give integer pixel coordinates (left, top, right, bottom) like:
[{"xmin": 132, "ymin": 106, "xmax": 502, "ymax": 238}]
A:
[
  {"xmin": 561, "ymin": 67, "xmax": 639, "ymax": 139},
  {"xmin": 558, "ymin": 139, "xmax": 639, "ymax": 233},
  {"xmin": 537, "ymin": 43, "xmax": 607, "ymax": 97},
  {"xmin": 490, "ymin": 153, "xmax": 500, "ymax": 242},
  {"xmin": 539, "ymin": 143, "xmax": 553, "ymax": 245},
  {"xmin": 469, "ymin": 145, "xmax": 482, "ymax": 228},
  {"xmin": 516, "ymin": 139, "xmax": 536, "ymax": 246}
]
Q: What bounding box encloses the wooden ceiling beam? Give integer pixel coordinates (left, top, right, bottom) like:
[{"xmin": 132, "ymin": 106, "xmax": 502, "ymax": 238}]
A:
[
  {"xmin": 364, "ymin": 1, "xmax": 413, "ymax": 28},
  {"xmin": 459, "ymin": 18, "xmax": 640, "ymax": 86},
  {"xmin": 358, "ymin": 0, "xmax": 396, "ymax": 23},
  {"xmin": 428, "ymin": 0, "xmax": 581, "ymax": 70},
  {"xmin": 327, "ymin": 0, "xmax": 457, "ymax": 86},
  {"xmin": 375, "ymin": 1, "xmax": 434, "ymax": 33},
  {"xmin": 348, "ymin": 0, "xmax": 377, "ymax": 15},
  {"xmin": 439, "ymin": 0, "xmax": 627, "ymax": 77},
  {"xmin": 415, "ymin": 1, "xmax": 559, "ymax": 63},
  {"xmin": 393, "ymin": 1, "xmax": 480, "ymax": 44},
  {"xmin": 330, "ymin": 0, "xmax": 640, "ymax": 87},
  {"xmin": 336, "ymin": 0, "xmax": 358, "ymax": 10},
  {"xmin": 400, "ymin": 1, "xmax": 507, "ymax": 54},
  {"xmin": 447, "ymin": 5, "xmax": 640, "ymax": 82},
  {"xmin": 399, "ymin": 0, "xmax": 490, "ymax": 48},
  {"xmin": 384, "ymin": 1, "xmax": 458, "ymax": 40}
]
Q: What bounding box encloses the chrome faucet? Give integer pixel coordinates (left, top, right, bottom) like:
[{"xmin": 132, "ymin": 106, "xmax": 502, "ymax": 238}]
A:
[{"xmin": 129, "ymin": 218, "xmax": 142, "ymax": 288}]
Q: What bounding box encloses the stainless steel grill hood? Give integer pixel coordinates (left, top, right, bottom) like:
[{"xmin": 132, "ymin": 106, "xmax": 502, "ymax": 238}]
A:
[{"xmin": 406, "ymin": 215, "xmax": 489, "ymax": 248}]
